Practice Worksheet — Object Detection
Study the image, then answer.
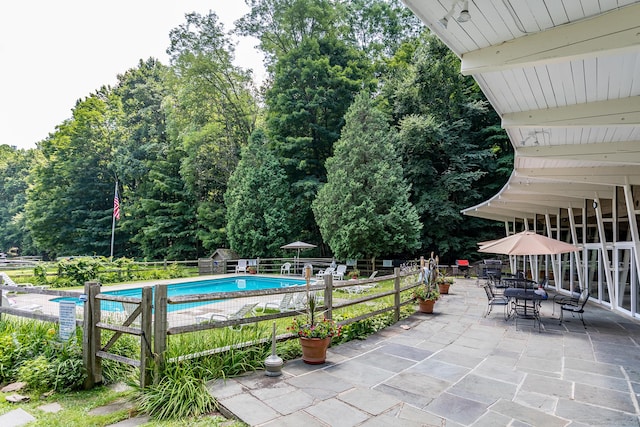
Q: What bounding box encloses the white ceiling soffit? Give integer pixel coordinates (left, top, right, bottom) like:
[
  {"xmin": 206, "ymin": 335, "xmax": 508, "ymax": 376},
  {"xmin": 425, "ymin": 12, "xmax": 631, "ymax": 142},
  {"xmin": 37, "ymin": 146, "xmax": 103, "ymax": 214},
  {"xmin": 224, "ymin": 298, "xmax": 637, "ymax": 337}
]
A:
[{"xmin": 402, "ymin": 0, "xmax": 640, "ymax": 222}]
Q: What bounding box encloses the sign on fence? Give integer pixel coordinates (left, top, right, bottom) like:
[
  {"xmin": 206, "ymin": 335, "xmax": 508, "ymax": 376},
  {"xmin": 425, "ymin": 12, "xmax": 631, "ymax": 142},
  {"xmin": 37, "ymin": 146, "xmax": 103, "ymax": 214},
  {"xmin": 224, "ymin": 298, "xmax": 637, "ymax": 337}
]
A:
[{"xmin": 59, "ymin": 300, "xmax": 76, "ymax": 340}]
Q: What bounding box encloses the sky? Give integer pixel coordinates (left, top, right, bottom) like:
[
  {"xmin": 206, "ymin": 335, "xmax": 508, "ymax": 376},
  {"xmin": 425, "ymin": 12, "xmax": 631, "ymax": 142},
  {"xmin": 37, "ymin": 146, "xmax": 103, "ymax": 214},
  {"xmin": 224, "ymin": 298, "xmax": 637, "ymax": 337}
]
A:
[{"xmin": 0, "ymin": 1, "xmax": 265, "ymax": 150}]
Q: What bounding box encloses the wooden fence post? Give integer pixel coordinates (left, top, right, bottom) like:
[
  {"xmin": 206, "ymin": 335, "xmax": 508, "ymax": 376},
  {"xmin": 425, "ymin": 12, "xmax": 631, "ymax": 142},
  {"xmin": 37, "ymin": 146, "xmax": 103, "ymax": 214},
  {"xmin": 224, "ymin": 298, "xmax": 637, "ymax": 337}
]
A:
[
  {"xmin": 153, "ymin": 284, "xmax": 168, "ymax": 384},
  {"xmin": 394, "ymin": 267, "xmax": 401, "ymax": 322},
  {"xmin": 324, "ymin": 275, "xmax": 333, "ymax": 320},
  {"xmin": 140, "ymin": 286, "xmax": 153, "ymax": 388},
  {"xmin": 83, "ymin": 281, "xmax": 102, "ymax": 389}
]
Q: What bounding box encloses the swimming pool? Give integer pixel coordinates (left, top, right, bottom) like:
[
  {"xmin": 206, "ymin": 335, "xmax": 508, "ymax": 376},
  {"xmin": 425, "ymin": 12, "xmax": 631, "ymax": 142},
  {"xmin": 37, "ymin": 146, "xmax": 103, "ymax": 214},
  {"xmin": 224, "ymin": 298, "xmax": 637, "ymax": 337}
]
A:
[{"xmin": 52, "ymin": 276, "xmax": 307, "ymax": 312}]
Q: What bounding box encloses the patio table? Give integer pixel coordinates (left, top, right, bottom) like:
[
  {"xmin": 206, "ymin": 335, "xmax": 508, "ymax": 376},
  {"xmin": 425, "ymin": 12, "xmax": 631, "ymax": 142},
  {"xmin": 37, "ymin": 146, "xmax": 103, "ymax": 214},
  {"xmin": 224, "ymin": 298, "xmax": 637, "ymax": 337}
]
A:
[
  {"xmin": 504, "ymin": 287, "xmax": 547, "ymax": 330},
  {"xmin": 501, "ymin": 277, "xmax": 538, "ymax": 289}
]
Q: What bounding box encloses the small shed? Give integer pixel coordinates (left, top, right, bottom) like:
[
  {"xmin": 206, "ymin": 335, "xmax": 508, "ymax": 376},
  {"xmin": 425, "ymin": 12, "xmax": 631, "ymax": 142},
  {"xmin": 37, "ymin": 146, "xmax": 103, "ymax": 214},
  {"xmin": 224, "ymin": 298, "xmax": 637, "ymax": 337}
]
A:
[{"xmin": 198, "ymin": 248, "xmax": 239, "ymax": 275}]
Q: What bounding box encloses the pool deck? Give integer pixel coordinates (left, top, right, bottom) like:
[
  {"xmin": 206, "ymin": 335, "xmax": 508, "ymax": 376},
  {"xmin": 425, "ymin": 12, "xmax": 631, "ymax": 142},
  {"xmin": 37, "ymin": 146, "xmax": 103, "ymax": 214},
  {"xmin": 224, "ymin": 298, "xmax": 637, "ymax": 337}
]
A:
[
  {"xmin": 6, "ymin": 274, "xmax": 311, "ymax": 328},
  {"xmin": 207, "ymin": 278, "xmax": 640, "ymax": 426}
]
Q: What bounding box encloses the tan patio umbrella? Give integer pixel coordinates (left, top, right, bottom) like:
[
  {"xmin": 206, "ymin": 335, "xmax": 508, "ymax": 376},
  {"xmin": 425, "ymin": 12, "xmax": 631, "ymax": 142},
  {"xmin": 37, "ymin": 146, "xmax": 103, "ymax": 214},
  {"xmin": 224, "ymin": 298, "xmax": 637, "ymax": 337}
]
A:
[
  {"xmin": 478, "ymin": 231, "xmax": 578, "ymax": 255},
  {"xmin": 281, "ymin": 241, "xmax": 317, "ymax": 274}
]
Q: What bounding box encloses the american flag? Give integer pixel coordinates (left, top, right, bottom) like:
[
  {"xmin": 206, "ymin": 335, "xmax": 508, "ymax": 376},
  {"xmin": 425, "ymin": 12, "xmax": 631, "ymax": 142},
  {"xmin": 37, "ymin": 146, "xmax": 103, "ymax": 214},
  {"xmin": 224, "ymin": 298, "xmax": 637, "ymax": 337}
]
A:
[{"xmin": 113, "ymin": 189, "xmax": 120, "ymax": 220}]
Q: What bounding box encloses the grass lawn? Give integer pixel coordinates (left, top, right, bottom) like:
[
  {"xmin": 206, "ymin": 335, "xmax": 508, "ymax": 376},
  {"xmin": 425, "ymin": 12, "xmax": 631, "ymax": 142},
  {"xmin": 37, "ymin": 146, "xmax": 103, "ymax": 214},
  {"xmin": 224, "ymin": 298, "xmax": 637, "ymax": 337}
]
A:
[{"xmin": 0, "ymin": 384, "xmax": 246, "ymax": 427}]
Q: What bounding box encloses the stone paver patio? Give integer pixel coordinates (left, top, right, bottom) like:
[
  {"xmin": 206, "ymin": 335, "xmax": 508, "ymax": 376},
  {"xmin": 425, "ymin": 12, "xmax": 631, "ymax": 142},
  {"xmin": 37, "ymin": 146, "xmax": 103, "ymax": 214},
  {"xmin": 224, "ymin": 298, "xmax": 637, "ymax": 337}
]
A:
[{"xmin": 208, "ymin": 278, "xmax": 640, "ymax": 426}]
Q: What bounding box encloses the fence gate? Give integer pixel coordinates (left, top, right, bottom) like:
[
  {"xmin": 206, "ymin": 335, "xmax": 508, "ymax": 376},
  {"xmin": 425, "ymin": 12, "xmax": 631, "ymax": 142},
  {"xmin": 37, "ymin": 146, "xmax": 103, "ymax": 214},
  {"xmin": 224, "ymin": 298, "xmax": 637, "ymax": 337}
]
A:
[{"xmin": 83, "ymin": 281, "xmax": 153, "ymax": 389}]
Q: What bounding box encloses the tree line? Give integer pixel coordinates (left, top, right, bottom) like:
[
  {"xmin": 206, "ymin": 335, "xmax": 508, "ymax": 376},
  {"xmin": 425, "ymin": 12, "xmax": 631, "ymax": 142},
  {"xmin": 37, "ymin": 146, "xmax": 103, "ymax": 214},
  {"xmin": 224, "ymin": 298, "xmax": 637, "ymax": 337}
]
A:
[{"xmin": 0, "ymin": 0, "xmax": 512, "ymax": 263}]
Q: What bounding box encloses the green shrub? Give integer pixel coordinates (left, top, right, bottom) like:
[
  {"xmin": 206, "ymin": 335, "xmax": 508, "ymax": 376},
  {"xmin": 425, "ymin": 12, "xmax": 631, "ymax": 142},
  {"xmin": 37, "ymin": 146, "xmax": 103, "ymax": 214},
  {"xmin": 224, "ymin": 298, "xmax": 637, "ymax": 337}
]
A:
[
  {"xmin": 0, "ymin": 319, "xmax": 86, "ymax": 392},
  {"xmin": 100, "ymin": 331, "xmax": 139, "ymax": 385},
  {"xmin": 136, "ymin": 363, "xmax": 216, "ymax": 420},
  {"xmin": 18, "ymin": 355, "xmax": 54, "ymax": 391},
  {"xmin": 0, "ymin": 334, "xmax": 17, "ymax": 382}
]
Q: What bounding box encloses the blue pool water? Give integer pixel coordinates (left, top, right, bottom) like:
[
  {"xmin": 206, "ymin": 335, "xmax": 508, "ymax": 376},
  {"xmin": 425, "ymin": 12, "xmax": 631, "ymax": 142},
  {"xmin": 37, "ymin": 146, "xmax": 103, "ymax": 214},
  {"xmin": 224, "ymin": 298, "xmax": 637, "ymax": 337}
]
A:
[{"xmin": 51, "ymin": 276, "xmax": 307, "ymax": 312}]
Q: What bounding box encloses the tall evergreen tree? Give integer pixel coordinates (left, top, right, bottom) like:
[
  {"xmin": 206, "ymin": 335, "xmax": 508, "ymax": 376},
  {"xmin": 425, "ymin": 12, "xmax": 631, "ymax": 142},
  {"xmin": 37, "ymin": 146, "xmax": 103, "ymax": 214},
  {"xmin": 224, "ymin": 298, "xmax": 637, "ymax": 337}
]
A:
[
  {"xmin": 225, "ymin": 130, "xmax": 294, "ymax": 257},
  {"xmin": 313, "ymin": 92, "xmax": 421, "ymax": 260}
]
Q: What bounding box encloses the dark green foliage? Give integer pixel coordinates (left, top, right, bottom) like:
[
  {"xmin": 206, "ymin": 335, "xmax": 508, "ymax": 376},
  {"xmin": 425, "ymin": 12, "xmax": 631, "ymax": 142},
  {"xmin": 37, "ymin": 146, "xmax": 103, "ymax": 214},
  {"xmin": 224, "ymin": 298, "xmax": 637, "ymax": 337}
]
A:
[
  {"xmin": 25, "ymin": 91, "xmax": 120, "ymax": 259},
  {"xmin": 166, "ymin": 12, "xmax": 258, "ymax": 253},
  {"xmin": 225, "ymin": 130, "xmax": 294, "ymax": 257},
  {"xmin": 4, "ymin": 3, "xmax": 514, "ymax": 265},
  {"xmin": 0, "ymin": 146, "xmax": 40, "ymax": 255},
  {"xmin": 0, "ymin": 319, "xmax": 86, "ymax": 392},
  {"xmin": 313, "ymin": 92, "xmax": 421, "ymax": 259},
  {"xmin": 255, "ymin": 0, "xmax": 375, "ymax": 249},
  {"xmin": 382, "ymin": 32, "xmax": 512, "ymax": 261}
]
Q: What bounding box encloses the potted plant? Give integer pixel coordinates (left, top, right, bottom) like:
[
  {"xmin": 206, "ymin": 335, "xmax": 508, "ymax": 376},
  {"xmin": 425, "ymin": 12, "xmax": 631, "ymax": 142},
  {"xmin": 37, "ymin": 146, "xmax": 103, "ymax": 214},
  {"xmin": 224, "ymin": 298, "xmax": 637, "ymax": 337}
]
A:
[
  {"xmin": 412, "ymin": 252, "xmax": 441, "ymax": 313},
  {"xmin": 288, "ymin": 276, "xmax": 341, "ymax": 364},
  {"xmin": 247, "ymin": 265, "xmax": 257, "ymax": 274},
  {"xmin": 436, "ymin": 275, "xmax": 454, "ymax": 294},
  {"xmin": 412, "ymin": 283, "xmax": 440, "ymax": 313},
  {"xmin": 349, "ymin": 269, "xmax": 360, "ymax": 280}
]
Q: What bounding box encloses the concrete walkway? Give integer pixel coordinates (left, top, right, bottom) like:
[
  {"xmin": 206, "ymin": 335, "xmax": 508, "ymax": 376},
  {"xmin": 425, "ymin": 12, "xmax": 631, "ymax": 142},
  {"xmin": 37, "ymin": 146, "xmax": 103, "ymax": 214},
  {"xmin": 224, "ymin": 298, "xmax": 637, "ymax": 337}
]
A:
[{"xmin": 208, "ymin": 278, "xmax": 640, "ymax": 426}]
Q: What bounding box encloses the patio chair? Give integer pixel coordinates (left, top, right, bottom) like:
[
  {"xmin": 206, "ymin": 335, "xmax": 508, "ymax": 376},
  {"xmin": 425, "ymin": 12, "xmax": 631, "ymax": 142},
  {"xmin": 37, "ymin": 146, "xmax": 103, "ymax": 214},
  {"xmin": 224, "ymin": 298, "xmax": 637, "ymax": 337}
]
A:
[
  {"xmin": 559, "ymin": 289, "xmax": 589, "ymax": 328},
  {"xmin": 280, "ymin": 262, "xmax": 292, "ymax": 275},
  {"xmin": 552, "ymin": 287, "xmax": 582, "ymax": 316},
  {"xmin": 483, "ymin": 284, "xmax": 509, "ymax": 320},
  {"xmin": 235, "ymin": 259, "xmax": 248, "ymax": 274},
  {"xmin": 333, "ymin": 265, "xmax": 347, "ymax": 281},
  {"xmin": 195, "ymin": 302, "xmax": 259, "ymax": 328},
  {"xmin": 263, "ymin": 293, "xmax": 294, "ymax": 312}
]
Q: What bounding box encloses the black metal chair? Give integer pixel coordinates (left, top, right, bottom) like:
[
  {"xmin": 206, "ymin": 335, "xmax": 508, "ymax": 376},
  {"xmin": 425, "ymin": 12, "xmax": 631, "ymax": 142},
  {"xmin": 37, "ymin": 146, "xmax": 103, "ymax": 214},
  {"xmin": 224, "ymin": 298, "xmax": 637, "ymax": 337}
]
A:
[
  {"xmin": 559, "ymin": 289, "xmax": 589, "ymax": 328},
  {"xmin": 483, "ymin": 284, "xmax": 510, "ymax": 320},
  {"xmin": 552, "ymin": 287, "xmax": 582, "ymax": 316}
]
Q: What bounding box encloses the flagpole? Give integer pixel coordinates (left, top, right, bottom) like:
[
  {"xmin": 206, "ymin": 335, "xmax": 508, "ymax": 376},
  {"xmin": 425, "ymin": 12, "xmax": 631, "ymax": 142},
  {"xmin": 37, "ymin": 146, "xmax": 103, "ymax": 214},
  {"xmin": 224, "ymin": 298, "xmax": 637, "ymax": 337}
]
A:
[{"xmin": 110, "ymin": 180, "xmax": 118, "ymax": 259}]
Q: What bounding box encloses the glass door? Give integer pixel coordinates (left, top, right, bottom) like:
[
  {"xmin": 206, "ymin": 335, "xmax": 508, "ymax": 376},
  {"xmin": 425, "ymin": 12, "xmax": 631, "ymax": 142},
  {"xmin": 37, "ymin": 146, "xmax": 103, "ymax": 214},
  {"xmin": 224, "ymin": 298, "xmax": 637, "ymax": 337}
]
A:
[{"xmin": 616, "ymin": 247, "xmax": 636, "ymax": 314}]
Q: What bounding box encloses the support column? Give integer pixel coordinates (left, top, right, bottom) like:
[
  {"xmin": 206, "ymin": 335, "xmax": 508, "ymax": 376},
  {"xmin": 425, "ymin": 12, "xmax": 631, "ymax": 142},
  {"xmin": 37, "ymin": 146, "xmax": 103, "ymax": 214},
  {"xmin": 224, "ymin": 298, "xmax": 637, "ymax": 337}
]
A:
[
  {"xmin": 623, "ymin": 184, "xmax": 640, "ymax": 315},
  {"xmin": 594, "ymin": 196, "xmax": 615, "ymax": 308}
]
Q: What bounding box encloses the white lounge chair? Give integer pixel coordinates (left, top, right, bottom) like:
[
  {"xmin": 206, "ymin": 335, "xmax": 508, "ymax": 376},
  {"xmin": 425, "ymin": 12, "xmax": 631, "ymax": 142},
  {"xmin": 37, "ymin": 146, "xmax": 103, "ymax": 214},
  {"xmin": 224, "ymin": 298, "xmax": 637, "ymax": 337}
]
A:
[
  {"xmin": 196, "ymin": 302, "xmax": 258, "ymax": 328},
  {"xmin": 264, "ymin": 293, "xmax": 294, "ymax": 312},
  {"xmin": 340, "ymin": 272, "xmax": 380, "ymax": 294},
  {"xmin": 316, "ymin": 266, "xmax": 335, "ymax": 279},
  {"xmin": 2, "ymin": 295, "xmax": 43, "ymax": 313},
  {"xmin": 235, "ymin": 259, "xmax": 248, "ymax": 274}
]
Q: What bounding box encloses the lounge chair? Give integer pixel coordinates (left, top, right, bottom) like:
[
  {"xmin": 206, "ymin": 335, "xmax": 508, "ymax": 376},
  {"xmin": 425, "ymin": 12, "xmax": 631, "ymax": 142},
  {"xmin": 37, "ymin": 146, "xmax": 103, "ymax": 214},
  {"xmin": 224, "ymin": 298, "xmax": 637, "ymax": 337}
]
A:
[
  {"xmin": 195, "ymin": 302, "xmax": 258, "ymax": 328},
  {"xmin": 316, "ymin": 266, "xmax": 334, "ymax": 279},
  {"xmin": 235, "ymin": 259, "xmax": 248, "ymax": 274},
  {"xmin": 332, "ymin": 265, "xmax": 347, "ymax": 281},
  {"xmin": 280, "ymin": 262, "xmax": 292, "ymax": 275},
  {"xmin": 1, "ymin": 295, "xmax": 43, "ymax": 313},
  {"xmin": 263, "ymin": 293, "xmax": 294, "ymax": 312},
  {"xmin": 340, "ymin": 271, "xmax": 380, "ymax": 294}
]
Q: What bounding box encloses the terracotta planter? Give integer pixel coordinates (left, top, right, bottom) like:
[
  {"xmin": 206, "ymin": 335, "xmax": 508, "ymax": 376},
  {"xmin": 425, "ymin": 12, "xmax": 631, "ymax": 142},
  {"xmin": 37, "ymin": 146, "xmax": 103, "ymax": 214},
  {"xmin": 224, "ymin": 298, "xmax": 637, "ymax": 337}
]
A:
[
  {"xmin": 438, "ymin": 283, "xmax": 451, "ymax": 294},
  {"xmin": 299, "ymin": 337, "xmax": 331, "ymax": 364},
  {"xmin": 418, "ymin": 299, "xmax": 436, "ymax": 313}
]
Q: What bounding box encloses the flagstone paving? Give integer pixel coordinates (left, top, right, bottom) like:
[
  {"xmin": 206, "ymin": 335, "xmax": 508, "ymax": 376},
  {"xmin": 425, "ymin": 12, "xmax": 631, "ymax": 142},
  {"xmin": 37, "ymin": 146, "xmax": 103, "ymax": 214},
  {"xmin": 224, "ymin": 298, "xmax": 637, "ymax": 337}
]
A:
[{"xmin": 208, "ymin": 278, "xmax": 640, "ymax": 426}]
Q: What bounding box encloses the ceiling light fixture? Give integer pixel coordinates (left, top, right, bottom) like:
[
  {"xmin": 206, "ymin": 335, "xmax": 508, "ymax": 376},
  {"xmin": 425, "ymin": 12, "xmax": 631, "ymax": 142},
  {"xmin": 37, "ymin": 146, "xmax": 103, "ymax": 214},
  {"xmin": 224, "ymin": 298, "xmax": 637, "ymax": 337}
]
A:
[
  {"xmin": 438, "ymin": 6, "xmax": 455, "ymax": 28},
  {"xmin": 438, "ymin": 0, "xmax": 471, "ymax": 29},
  {"xmin": 457, "ymin": 0, "xmax": 471, "ymax": 22}
]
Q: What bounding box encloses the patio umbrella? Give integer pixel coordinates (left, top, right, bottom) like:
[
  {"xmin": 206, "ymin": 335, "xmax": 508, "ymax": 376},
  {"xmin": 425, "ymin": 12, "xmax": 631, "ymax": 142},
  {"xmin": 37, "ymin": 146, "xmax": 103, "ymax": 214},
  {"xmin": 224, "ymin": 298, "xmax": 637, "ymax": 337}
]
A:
[
  {"xmin": 478, "ymin": 231, "xmax": 578, "ymax": 255},
  {"xmin": 281, "ymin": 241, "xmax": 317, "ymax": 273},
  {"xmin": 281, "ymin": 241, "xmax": 317, "ymax": 257}
]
